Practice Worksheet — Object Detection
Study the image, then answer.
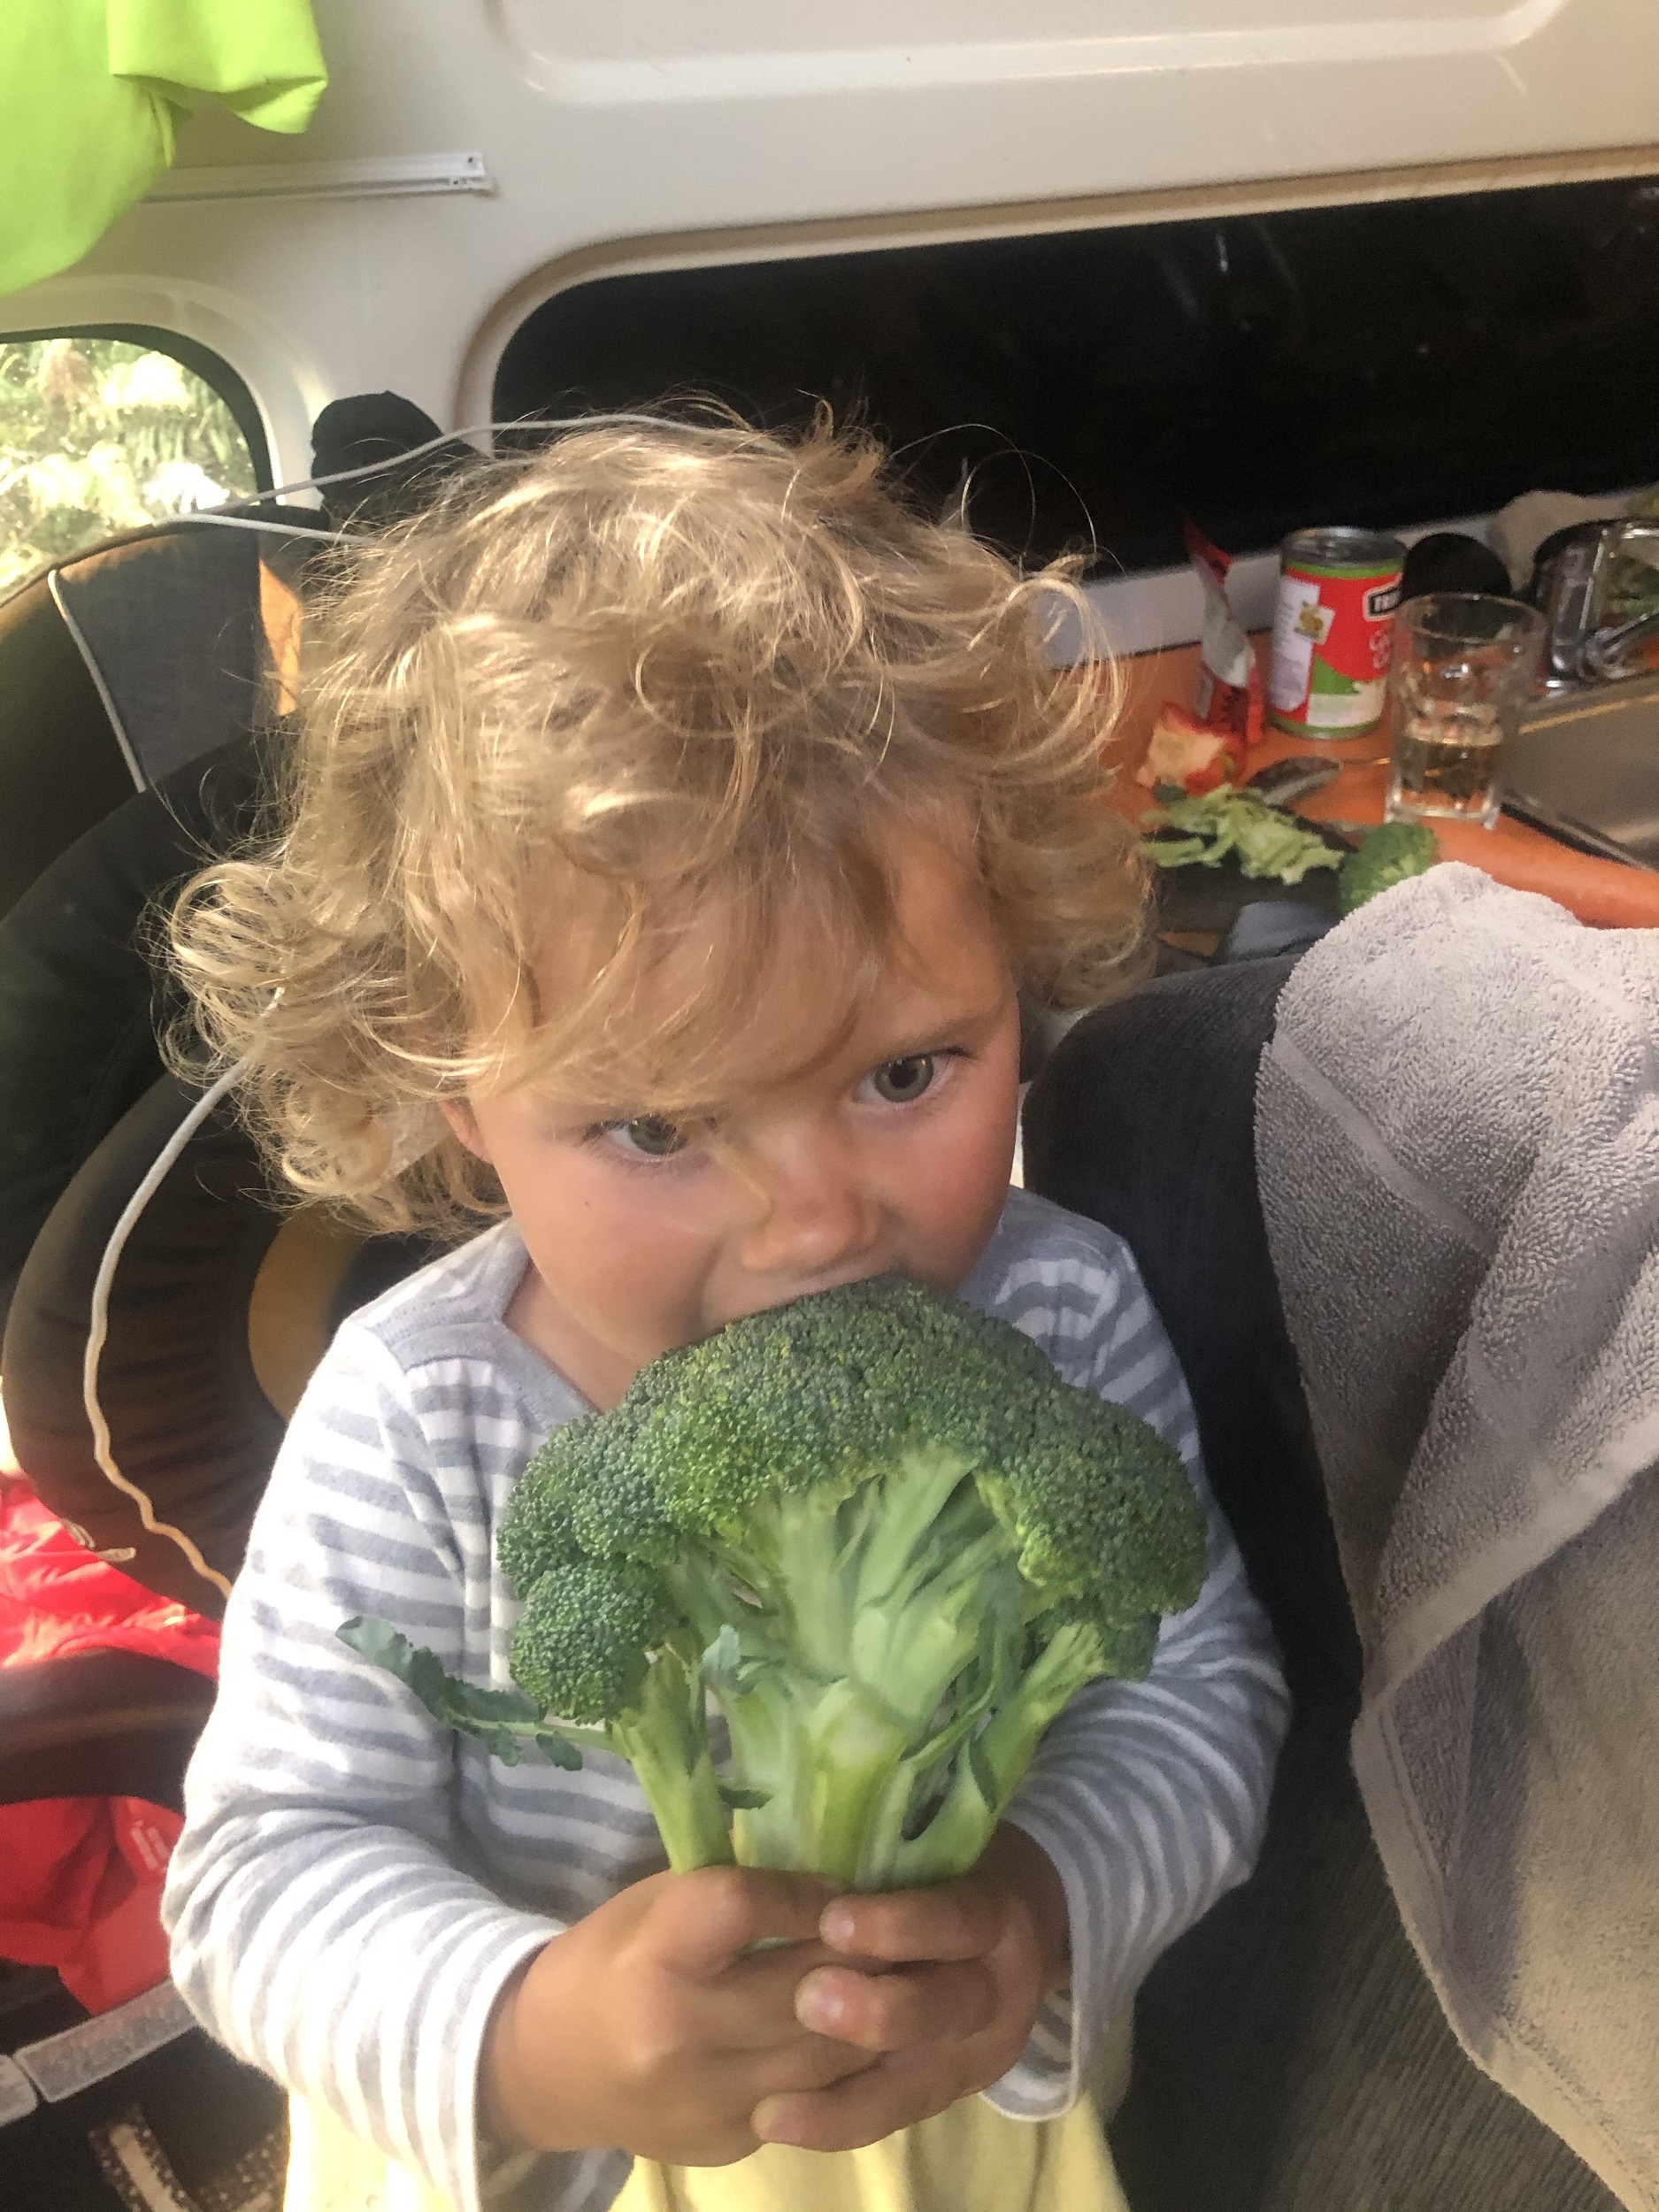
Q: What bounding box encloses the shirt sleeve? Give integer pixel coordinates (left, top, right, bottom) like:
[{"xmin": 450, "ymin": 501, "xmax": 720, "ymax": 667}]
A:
[
  {"xmin": 160, "ymin": 1325, "xmax": 584, "ymax": 2212},
  {"xmin": 985, "ymin": 1237, "xmax": 1292, "ymax": 2119}
]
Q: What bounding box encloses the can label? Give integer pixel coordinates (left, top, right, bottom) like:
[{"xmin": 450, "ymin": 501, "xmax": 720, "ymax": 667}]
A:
[{"xmin": 1268, "ymin": 530, "xmax": 1405, "ymax": 737}]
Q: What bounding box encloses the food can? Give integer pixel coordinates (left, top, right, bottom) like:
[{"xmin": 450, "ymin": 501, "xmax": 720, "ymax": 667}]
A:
[{"xmin": 1267, "ymin": 526, "xmax": 1407, "ymax": 738}]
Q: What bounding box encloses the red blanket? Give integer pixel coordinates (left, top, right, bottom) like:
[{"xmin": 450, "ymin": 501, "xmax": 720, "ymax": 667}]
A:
[{"xmin": 0, "ymin": 1473, "xmax": 219, "ymax": 2010}]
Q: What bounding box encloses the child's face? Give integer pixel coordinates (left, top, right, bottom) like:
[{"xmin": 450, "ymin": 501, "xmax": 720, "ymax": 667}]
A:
[{"xmin": 442, "ymin": 832, "xmax": 1023, "ymax": 1410}]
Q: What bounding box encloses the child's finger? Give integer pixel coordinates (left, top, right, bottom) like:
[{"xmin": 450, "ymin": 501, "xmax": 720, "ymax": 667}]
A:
[
  {"xmin": 751, "ymin": 2049, "xmax": 979, "ymax": 2154},
  {"xmin": 654, "ymin": 1865, "xmax": 842, "ymax": 1976},
  {"xmin": 794, "ymin": 1959, "xmax": 997, "ymax": 2052},
  {"xmin": 618, "ymin": 2037, "xmax": 876, "ymax": 2170},
  {"xmin": 818, "ymin": 1878, "xmax": 1002, "ymax": 1965},
  {"xmin": 726, "ymin": 2035, "xmax": 881, "ymax": 2101},
  {"xmin": 686, "ymin": 1941, "xmax": 844, "ymax": 2051},
  {"xmin": 596, "ymin": 1943, "xmax": 864, "ymax": 2101}
]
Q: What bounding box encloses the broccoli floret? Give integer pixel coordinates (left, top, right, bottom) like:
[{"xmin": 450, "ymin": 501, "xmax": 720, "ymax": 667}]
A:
[
  {"xmin": 1337, "ymin": 821, "xmax": 1439, "ymax": 915},
  {"xmin": 343, "ymin": 1276, "xmax": 1206, "ymax": 1888}
]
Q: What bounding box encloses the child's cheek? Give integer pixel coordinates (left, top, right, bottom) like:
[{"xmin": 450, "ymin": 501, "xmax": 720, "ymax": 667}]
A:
[
  {"xmin": 555, "ymin": 1159, "xmax": 726, "ymax": 1333},
  {"xmin": 896, "ymin": 1090, "xmax": 1019, "ymax": 1288}
]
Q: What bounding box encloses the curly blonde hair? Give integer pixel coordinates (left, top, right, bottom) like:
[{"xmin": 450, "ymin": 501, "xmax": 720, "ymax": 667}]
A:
[{"xmin": 168, "ymin": 411, "xmax": 1146, "ymax": 1236}]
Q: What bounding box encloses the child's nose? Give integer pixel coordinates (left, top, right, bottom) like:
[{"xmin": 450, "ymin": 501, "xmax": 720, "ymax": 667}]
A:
[{"xmin": 733, "ymin": 1135, "xmax": 882, "ymax": 1281}]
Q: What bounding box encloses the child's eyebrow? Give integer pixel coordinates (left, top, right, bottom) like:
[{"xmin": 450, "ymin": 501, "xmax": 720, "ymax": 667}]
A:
[
  {"xmin": 860, "ymin": 993, "xmax": 1010, "ymax": 1063},
  {"xmin": 537, "ymin": 995, "xmax": 1009, "ymax": 1127},
  {"xmin": 540, "ymin": 1097, "xmax": 722, "ymax": 1128}
]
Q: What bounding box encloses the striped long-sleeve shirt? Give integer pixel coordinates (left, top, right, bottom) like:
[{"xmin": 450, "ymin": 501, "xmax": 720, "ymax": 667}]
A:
[{"xmin": 163, "ymin": 1186, "xmax": 1289, "ymax": 2212}]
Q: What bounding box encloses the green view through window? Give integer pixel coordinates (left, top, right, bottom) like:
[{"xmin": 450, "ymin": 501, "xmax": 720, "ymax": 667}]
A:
[{"xmin": 0, "ymin": 333, "xmax": 261, "ymax": 596}]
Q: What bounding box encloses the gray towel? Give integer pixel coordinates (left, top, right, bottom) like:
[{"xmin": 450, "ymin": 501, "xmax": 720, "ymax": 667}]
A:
[{"xmin": 1254, "ymin": 863, "xmax": 1659, "ymax": 2208}]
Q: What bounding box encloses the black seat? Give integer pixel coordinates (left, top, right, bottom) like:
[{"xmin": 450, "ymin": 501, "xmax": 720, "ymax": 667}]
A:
[
  {"xmin": 0, "ymin": 404, "xmax": 478, "ymax": 1816},
  {"xmin": 0, "ymin": 408, "xmax": 465, "ymax": 2193},
  {"xmin": 0, "ymin": 737, "xmax": 435, "ymax": 1765},
  {"xmin": 0, "ymin": 522, "xmax": 267, "ymax": 922}
]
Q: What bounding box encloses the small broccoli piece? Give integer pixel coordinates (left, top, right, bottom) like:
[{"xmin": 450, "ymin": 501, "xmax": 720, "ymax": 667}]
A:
[
  {"xmin": 1338, "ymin": 821, "xmax": 1439, "ymax": 914},
  {"xmin": 342, "ymin": 1276, "xmax": 1207, "ymax": 1889},
  {"xmin": 1142, "ymin": 786, "xmax": 1344, "ymax": 885}
]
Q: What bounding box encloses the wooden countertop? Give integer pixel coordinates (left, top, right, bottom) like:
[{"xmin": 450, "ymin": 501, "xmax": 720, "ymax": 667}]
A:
[{"xmin": 1101, "ymin": 637, "xmax": 1659, "ymax": 932}]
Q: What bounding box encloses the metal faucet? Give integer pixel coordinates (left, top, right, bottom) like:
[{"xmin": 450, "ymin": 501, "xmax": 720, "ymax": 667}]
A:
[{"xmin": 1532, "ymin": 518, "xmax": 1659, "ymax": 688}]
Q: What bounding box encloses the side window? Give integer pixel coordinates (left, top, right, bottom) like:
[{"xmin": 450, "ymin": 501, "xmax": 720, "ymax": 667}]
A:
[{"xmin": 0, "ymin": 329, "xmax": 268, "ymax": 595}]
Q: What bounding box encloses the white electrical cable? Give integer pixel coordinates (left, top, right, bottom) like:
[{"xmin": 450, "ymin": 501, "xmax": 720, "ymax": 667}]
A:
[
  {"xmin": 81, "ymin": 1060, "xmax": 252, "ymax": 1602},
  {"xmin": 119, "ymin": 415, "xmax": 761, "ymax": 551},
  {"xmin": 224, "ymin": 410, "xmax": 740, "ymax": 510},
  {"xmin": 48, "ymin": 568, "xmax": 147, "ymax": 788},
  {"xmin": 155, "ymin": 511, "xmax": 357, "ymax": 544}
]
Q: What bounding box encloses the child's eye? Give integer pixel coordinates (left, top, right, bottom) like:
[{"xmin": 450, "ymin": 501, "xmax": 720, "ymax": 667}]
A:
[
  {"xmin": 869, "ymin": 1055, "xmax": 938, "ymax": 1104},
  {"xmin": 590, "ymin": 1115, "xmax": 690, "ymax": 1159}
]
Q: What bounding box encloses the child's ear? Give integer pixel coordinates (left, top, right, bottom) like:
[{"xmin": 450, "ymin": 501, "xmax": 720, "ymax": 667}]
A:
[{"xmin": 438, "ymin": 1098, "xmax": 492, "ymax": 1164}]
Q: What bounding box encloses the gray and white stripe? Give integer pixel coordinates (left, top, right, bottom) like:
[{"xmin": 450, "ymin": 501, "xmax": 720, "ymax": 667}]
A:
[{"xmin": 165, "ymin": 1187, "xmax": 1287, "ymax": 2211}]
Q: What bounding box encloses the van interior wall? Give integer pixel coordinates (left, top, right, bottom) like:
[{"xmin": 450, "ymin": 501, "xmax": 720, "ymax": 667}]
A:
[
  {"xmin": 3, "ymin": 1, "xmax": 1659, "ymax": 656},
  {"xmin": 4, "ymin": 0, "xmax": 1659, "ymax": 495}
]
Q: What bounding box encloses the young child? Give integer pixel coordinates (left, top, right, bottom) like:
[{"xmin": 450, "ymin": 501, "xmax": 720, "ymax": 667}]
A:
[{"xmin": 160, "ymin": 415, "xmax": 1289, "ymax": 2212}]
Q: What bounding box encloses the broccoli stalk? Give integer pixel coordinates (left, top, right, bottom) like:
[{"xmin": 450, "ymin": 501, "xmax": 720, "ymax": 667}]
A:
[
  {"xmin": 692, "ymin": 1441, "xmax": 1029, "ymax": 1887},
  {"xmin": 605, "ymin": 1645, "xmax": 735, "ymax": 1875},
  {"xmin": 342, "ymin": 1275, "xmax": 1207, "ymax": 1889}
]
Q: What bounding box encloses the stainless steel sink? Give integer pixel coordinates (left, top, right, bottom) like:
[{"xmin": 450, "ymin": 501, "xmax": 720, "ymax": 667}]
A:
[{"xmin": 1502, "ymin": 675, "xmax": 1659, "ymax": 872}]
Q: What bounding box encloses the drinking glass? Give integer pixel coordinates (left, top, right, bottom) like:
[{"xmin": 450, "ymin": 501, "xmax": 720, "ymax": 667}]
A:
[{"xmin": 1386, "ymin": 593, "xmax": 1545, "ymax": 829}]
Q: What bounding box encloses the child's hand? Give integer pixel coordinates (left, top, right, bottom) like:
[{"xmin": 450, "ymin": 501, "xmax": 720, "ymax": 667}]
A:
[
  {"xmin": 753, "ymin": 1825, "xmax": 1070, "ymax": 2153},
  {"xmin": 481, "ymin": 1865, "xmax": 879, "ymax": 2165}
]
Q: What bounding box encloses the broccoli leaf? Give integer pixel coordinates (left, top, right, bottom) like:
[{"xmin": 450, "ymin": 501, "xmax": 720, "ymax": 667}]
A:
[{"xmin": 338, "ymin": 1616, "xmax": 584, "ymax": 1770}]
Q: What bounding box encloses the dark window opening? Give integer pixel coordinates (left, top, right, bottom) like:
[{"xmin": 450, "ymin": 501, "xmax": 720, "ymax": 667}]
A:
[{"xmin": 495, "ymin": 173, "xmax": 1659, "ymax": 576}]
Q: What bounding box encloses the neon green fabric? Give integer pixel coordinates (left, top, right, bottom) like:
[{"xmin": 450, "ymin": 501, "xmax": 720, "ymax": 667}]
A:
[{"xmin": 0, "ymin": 0, "xmax": 327, "ymax": 298}]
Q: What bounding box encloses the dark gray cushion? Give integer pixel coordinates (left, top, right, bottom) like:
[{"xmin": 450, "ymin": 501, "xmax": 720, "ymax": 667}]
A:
[
  {"xmin": 1023, "ymin": 963, "xmax": 1617, "ymax": 2211},
  {"xmin": 51, "ymin": 526, "xmax": 259, "ymax": 789}
]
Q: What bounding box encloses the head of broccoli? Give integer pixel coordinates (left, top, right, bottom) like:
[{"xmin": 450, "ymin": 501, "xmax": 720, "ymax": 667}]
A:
[
  {"xmin": 1337, "ymin": 821, "xmax": 1439, "ymax": 915},
  {"xmin": 344, "ymin": 1275, "xmax": 1206, "ymax": 1888}
]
